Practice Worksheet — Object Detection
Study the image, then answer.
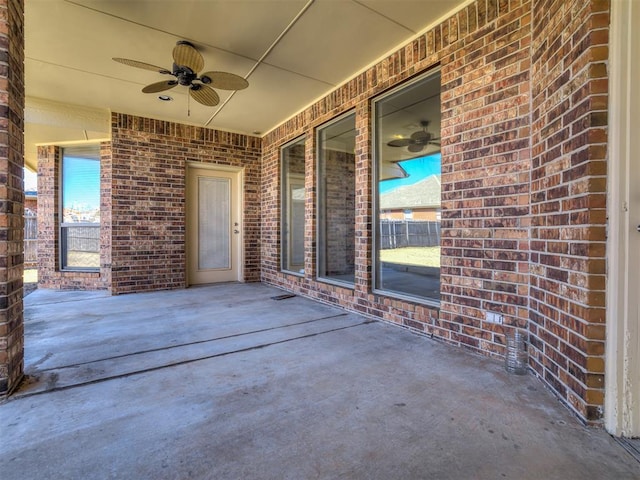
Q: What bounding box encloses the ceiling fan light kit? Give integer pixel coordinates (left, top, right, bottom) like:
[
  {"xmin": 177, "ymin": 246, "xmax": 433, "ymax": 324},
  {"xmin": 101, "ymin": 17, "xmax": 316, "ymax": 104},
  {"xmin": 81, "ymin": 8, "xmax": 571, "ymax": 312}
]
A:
[{"xmin": 113, "ymin": 40, "xmax": 248, "ymax": 108}]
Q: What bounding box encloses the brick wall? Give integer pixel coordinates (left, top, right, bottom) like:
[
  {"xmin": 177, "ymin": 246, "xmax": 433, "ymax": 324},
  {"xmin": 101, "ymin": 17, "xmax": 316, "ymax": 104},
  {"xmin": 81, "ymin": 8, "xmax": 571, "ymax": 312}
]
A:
[
  {"xmin": 263, "ymin": 0, "xmax": 531, "ymax": 343},
  {"xmin": 261, "ymin": 0, "xmax": 610, "ymax": 425},
  {"xmin": 37, "ymin": 114, "xmax": 261, "ymax": 295},
  {"xmin": 0, "ymin": 0, "xmax": 24, "ymax": 396},
  {"xmin": 110, "ymin": 113, "xmax": 262, "ymax": 294},
  {"xmin": 440, "ymin": 1, "xmax": 532, "ymax": 354},
  {"xmin": 37, "ymin": 144, "xmax": 112, "ymax": 291},
  {"xmin": 36, "ymin": 146, "xmax": 57, "ymax": 285},
  {"xmin": 529, "ymin": 0, "xmax": 609, "ymax": 423},
  {"xmin": 99, "ymin": 142, "xmax": 113, "ymax": 289}
]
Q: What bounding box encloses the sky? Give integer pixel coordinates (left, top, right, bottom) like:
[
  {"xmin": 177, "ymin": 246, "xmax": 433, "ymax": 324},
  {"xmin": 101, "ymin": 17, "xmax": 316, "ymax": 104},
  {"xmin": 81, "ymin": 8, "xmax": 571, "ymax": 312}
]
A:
[
  {"xmin": 379, "ymin": 153, "xmax": 441, "ymax": 194},
  {"xmin": 24, "ymin": 168, "xmax": 37, "ymax": 191},
  {"xmin": 62, "ymin": 157, "xmax": 100, "ymax": 212}
]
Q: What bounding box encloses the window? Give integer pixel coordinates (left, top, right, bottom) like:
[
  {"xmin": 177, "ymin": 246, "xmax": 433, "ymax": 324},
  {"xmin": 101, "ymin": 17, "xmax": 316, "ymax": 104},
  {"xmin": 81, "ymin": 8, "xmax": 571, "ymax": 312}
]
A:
[
  {"xmin": 61, "ymin": 145, "xmax": 100, "ymax": 270},
  {"xmin": 317, "ymin": 112, "xmax": 356, "ymax": 285},
  {"xmin": 373, "ymin": 70, "xmax": 441, "ymax": 304},
  {"xmin": 281, "ymin": 136, "xmax": 306, "ymax": 274}
]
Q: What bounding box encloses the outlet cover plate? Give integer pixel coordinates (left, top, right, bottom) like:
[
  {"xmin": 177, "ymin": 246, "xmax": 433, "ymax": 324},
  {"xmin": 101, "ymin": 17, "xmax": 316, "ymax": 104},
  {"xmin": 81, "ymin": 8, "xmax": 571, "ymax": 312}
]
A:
[{"xmin": 485, "ymin": 312, "xmax": 504, "ymax": 324}]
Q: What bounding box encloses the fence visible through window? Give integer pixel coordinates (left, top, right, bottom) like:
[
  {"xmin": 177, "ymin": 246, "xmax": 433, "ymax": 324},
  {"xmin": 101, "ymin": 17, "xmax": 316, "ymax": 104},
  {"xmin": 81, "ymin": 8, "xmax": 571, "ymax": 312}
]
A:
[
  {"xmin": 24, "ymin": 213, "xmax": 37, "ymax": 266},
  {"xmin": 379, "ymin": 220, "xmax": 440, "ymax": 249},
  {"xmin": 61, "ymin": 224, "xmax": 100, "ymax": 269}
]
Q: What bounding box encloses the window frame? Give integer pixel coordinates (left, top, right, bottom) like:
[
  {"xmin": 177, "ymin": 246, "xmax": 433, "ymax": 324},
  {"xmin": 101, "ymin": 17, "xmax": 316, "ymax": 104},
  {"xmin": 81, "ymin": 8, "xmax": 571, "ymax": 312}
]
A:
[
  {"xmin": 371, "ymin": 69, "xmax": 442, "ymax": 307},
  {"xmin": 280, "ymin": 135, "xmax": 307, "ymax": 276},
  {"xmin": 59, "ymin": 144, "xmax": 101, "ymax": 272},
  {"xmin": 316, "ymin": 109, "xmax": 357, "ymax": 289}
]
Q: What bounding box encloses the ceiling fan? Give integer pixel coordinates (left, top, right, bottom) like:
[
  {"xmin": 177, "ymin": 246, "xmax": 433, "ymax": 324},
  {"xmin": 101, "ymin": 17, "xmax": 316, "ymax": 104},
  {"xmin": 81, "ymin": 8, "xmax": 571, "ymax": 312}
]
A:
[
  {"xmin": 113, "ymin": 40, "xmax": 248, "ymax": 107},
  {"xmin": 387, "ymin": 120, "xmax": 440, "ymax": 153}
]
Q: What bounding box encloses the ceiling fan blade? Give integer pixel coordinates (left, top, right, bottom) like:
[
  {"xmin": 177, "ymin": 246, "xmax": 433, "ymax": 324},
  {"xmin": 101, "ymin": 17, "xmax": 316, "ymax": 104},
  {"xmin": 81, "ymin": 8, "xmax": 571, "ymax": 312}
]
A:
[
  {"xmin": 142, "ymin": 80, "xmax": 177, "ymax": 93},
  {"xmin": 173, "ymin": 42, "xmax": 204, "ymax": 73},
  {"xmin": 113, "ymin": 58, "xmax": 171, "ymax": 74},
  {"xmin": 411, "ymin": 130, "xmax": 430, "ymax": 141},
  {"xmin": 407, "ymin": 143, "xmax": 424, "ymax": 153},
  {"xmin": 387, "ymin": 138, "xmax": 412, "ymax": 147},
  {"xmin": 201, "ymin": 71, "xmax": 249, "ymax": 90},
  {"xmin": 189, "ymin": 84, "xmax": 220, "ymax": 106}
]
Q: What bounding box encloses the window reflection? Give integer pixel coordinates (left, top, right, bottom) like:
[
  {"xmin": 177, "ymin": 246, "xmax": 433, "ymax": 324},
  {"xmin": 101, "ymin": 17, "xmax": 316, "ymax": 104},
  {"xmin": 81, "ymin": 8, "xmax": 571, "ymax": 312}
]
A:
[
  {"xmin": 281, "ymin": 137, "xmax": 306, "ymax": 274},
  {"xmin": 373, "ymin": 71, "xmax": 441, "ymax": 303},
  {"xmin": 317, "ymin": 112, "xmax": 356, "ymax": 285}
]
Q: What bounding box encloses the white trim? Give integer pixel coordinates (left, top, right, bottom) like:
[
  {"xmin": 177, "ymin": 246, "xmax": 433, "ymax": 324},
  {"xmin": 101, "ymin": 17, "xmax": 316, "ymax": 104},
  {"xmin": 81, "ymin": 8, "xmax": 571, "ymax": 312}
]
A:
[
  {"xmin": 186, "ymin": 161, "xmax": 245, "ymax": 174},
  {"xmin": 26, "ymin": 96, "xmax": 110, "ymax": 133},
  {"xmin": 185, "ymin": 162, "xmax": 245, "ymax": 284},
  {"xmin": 605, "ymin": 0, "xmax": 640, "ymax": 437}
]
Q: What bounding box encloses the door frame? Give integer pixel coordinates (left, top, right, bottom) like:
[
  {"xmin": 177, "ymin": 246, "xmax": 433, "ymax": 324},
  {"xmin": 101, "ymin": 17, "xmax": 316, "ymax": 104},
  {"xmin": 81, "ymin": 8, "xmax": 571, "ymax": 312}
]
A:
[
  {"xmin": 185, "ymin": 161, "xmax": 245, "ymax": 285},
  {"xmin": 605, "ymin": 0, "xmax": 640, "ymax": 437}
]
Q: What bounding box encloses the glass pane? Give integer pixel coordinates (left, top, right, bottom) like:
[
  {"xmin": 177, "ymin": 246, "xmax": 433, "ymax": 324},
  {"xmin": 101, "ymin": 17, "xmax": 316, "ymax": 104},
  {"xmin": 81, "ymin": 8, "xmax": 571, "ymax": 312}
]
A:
[
  {"xmin": 281, "ymin": 137, "xmax": 306, "ymax": 274},
  {"xmin": 290, "ymin": 184, "xmax": 305, "ymax": 266},
  {"xmin": 317, "ymin": 112, "xmax": 356, "ymax": 284},
  {"xmin": 62, "ymin": 147, "xmax": 100, "ymax": 224},
  {"xmin": 199, "ymin": 176, "xmax": 230, "ymax": 270},
  {"xmin": 62, "ymin": 225, "xmax": 100, "ymax": 268},
  {"xmin": 61, "ymin": 145, "xmax": 100, "ymax": 270},
  {"xmin": 374, "ymin": 71, "xmax": 441, "ymax": 302}
]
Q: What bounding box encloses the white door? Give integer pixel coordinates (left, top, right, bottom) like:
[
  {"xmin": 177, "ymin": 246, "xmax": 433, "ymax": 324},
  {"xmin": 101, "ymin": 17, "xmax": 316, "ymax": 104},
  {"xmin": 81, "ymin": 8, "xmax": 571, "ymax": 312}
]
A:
[
  {"xmin": 187, "ymin": 165, "xmax": 243, "ymax": 285},
  {"xmin": 605, "ymin": 0, "xmax": 640, "ymax": 436},
  {"xmin": 631, "ymin": 116, "xmax": 640, "ymax": 435}
]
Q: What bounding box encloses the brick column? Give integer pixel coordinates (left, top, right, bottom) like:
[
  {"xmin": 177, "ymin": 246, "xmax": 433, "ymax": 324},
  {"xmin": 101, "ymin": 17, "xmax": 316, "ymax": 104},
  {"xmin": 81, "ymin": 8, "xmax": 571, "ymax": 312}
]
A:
[
  {"xmin": 0, "ymin": 0, "xmax": 24, "ymax": 396},
  {"xmin": 529, "ymin": 0, "xmax": 609, "ymax": 423}
]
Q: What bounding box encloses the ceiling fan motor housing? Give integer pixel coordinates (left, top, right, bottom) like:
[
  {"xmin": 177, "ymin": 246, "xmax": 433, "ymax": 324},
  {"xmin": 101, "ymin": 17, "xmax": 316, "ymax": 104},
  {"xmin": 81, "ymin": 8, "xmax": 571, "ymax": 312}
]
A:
[{"xmin": 174, "ymin": 65, "xmax": 197, "ymax": 86}]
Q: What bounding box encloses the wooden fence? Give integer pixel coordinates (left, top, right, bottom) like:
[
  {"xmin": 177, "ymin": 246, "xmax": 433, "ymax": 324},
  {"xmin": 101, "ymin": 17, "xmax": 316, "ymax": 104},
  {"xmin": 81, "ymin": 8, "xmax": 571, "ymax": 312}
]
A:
[
  {"xmin": 379, "ymin": 220, "xmax": 440, "ymax": 249},
  {"xmin": 24, "ymin": 214, "xmax": 37, "ymax": 265},
  {"xmin": 63, "ymin": 225, "xmax": 100, "ymax": 252}
]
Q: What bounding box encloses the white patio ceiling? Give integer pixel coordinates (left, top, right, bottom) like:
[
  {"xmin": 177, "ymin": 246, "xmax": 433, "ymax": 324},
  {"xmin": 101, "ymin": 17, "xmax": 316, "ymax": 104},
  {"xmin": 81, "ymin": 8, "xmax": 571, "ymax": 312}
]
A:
[{"xmin": 24, "ymin": 0, "xmax": 466, "ymax": 170}]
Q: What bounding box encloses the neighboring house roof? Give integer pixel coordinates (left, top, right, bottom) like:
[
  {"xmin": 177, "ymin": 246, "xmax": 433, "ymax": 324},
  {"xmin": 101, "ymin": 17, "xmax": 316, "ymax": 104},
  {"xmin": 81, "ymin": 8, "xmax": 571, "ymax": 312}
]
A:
[{"xmin": 380, "ymin": 174, "xmax": 441, "ymax": 210}]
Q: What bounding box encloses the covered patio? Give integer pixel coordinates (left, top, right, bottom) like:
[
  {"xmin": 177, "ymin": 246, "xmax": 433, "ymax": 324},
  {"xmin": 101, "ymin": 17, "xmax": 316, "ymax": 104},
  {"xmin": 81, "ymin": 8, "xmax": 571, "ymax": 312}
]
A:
[{"xmin": 1, "ymin": 283, "xmax": 637, "ymax": 479}]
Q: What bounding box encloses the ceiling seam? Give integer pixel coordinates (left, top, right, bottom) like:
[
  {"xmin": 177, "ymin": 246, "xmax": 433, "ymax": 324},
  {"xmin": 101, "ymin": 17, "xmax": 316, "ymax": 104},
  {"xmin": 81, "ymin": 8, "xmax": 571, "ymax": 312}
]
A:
[
  {"xmin": 25, "ymin": 57, "xmax": 163, "ymax": 88},
  {"xmin": 62, "ymin": 0, "xmax": 258, "ymax": 64},
  {"xmin": 204, "ymin": 0, "xmax": 316, "ymax": 127},
  {"xmin": 261, "ymin": 0, "xmax": 473, "ymax": 138},
  {"xmin": 60, "ymin": 0, "xmax": 332, "ymax": 131},
  {"xmin": 25, "ymin": 9, "xmax": 335, "ymax": 93},
  {"xmin": 63, "ymin": 0, "xmax": 331, "ymax": 86},
  {"xmin": 350, "ymin": 0, "xmax": 416, "ymax": 34}
]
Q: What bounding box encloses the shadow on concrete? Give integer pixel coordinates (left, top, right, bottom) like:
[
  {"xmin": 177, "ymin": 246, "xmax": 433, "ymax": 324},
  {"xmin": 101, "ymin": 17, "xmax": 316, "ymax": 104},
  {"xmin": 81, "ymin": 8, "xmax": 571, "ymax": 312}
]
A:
[{"xmin": 1, "ymin": 283, "xmax": 638, "ymax": 479}]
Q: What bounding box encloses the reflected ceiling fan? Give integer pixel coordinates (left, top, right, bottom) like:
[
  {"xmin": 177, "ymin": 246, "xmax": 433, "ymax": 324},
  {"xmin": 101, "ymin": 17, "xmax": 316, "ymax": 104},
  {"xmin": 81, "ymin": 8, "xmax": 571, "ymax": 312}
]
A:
[
  {"xmin": 387, "ymin": 120, "xmax": 440, "ymax": 153},
  {"xmin": 113, "ymin": 40, "xmax": 248, "ymax": 107}
]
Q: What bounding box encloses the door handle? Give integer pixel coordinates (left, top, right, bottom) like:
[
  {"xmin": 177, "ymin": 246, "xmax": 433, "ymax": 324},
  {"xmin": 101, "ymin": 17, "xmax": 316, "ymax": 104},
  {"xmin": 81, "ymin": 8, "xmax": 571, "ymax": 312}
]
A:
[{"xmin": 234, "ymin": 229, "xmax": 240, "ymax": 234}]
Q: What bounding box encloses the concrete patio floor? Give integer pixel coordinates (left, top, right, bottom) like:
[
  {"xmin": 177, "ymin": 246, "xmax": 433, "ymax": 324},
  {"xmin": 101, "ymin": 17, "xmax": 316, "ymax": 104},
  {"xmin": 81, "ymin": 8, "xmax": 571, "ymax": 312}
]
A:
[{"xmin": 1, "ymin": 283, "xmax": 638, "ymax": 479}]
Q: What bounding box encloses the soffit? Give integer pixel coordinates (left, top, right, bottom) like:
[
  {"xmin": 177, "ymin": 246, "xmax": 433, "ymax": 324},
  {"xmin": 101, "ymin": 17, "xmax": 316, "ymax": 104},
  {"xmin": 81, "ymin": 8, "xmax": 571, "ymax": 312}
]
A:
[{"xmin": 24, "ymin": 0, "xmax": 466, "ymax": 169}]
